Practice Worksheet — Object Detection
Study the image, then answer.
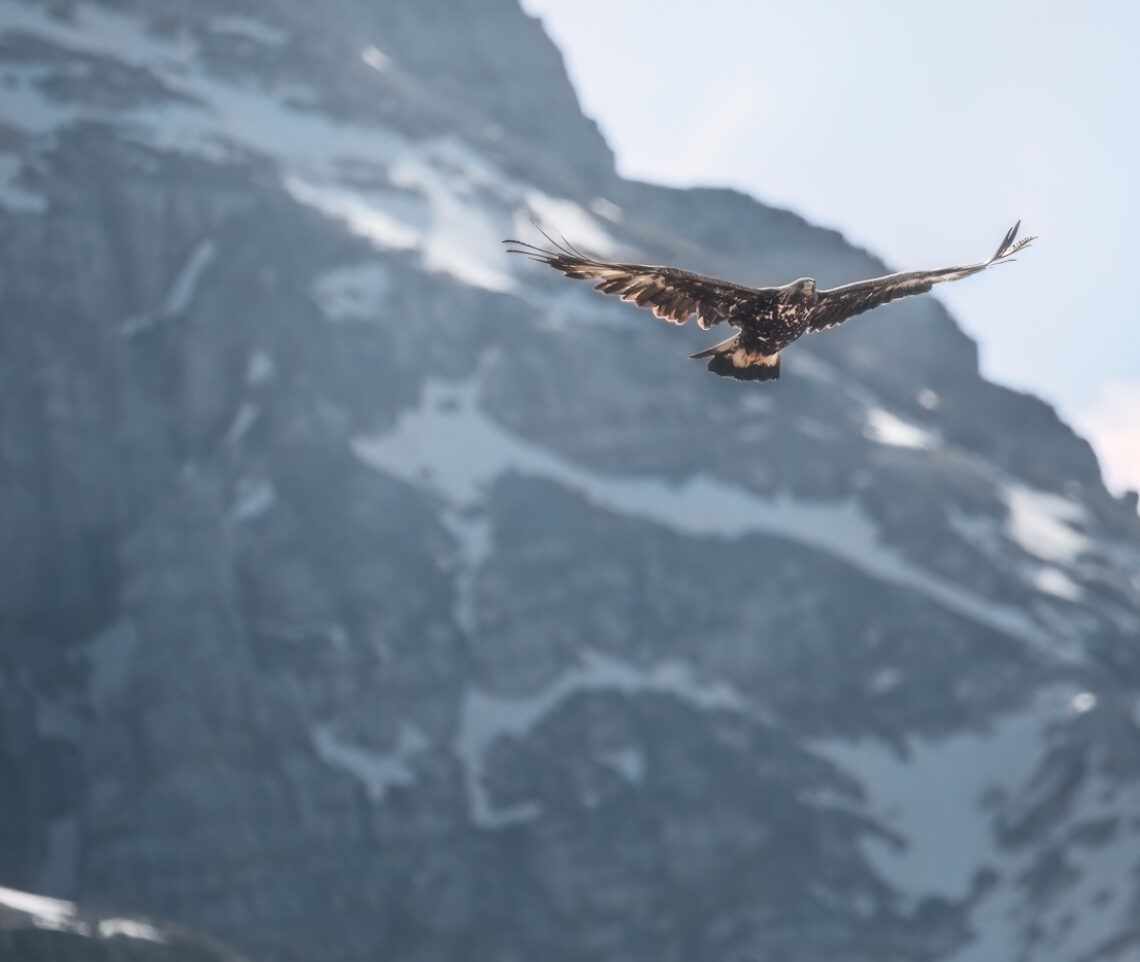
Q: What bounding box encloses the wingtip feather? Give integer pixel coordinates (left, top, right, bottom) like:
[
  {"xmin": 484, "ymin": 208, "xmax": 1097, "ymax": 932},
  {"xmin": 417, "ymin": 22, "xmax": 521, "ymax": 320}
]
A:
[{"xmin": 990, "ymin": 220, "xmax": 1035, "ymax": 263}]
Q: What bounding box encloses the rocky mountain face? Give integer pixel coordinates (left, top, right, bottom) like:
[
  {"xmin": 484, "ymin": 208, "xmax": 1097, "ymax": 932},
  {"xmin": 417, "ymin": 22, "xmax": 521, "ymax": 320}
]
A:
[{"xmin": 2, "ymin": 1, "xmax": 1139, "ymax": 961}]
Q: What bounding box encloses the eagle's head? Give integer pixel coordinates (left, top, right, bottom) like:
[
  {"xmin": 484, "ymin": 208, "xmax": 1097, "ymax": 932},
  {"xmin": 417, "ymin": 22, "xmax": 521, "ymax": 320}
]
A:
[{"xmin": 784, "ymin": 277, "xmax": 817, "ymax": 302}]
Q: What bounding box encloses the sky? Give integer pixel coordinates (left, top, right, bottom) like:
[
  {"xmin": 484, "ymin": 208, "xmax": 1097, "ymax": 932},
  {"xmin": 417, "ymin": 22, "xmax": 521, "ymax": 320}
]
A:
[{"xmin": 520, "ymin": 0, "xmax": 1140, "ymax": 496}]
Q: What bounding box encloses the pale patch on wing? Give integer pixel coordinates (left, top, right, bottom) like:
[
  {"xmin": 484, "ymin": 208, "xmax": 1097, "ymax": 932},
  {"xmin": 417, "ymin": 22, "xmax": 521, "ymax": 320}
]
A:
[
  {"xmin": 612, "ymin": 272, "xmax": 701, "ymax": 326},
  {"xmin": 566, "ymin": 264, "xmax": 705, "ymax": 326}
]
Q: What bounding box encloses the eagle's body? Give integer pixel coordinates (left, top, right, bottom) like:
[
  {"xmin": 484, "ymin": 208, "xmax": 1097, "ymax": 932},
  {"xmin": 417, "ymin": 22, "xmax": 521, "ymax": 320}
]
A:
[{"xmin": 506, "ymin": 223, "xmax": 1034, "ymax": 381}]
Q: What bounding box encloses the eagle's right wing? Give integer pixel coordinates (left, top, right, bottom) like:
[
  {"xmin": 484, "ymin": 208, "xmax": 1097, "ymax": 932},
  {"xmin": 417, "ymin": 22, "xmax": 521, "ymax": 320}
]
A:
[
  {"xmin": 808, "ymin": 222, "xmax": 1034, "ymax": 332},
  {"xmin": 505, "ymin": 237, "xmax": 777, "ymax": 331}
]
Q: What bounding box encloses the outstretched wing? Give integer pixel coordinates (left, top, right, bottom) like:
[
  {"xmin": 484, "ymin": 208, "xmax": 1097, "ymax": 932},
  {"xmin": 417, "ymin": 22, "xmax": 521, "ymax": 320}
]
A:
[
  {"xmin": 808, "ymin": 221, "xmax": 1035, "ymax": 332},
  {"xmin": 505, "ymin": 236, "xmax": 777, "ymax": 331}
]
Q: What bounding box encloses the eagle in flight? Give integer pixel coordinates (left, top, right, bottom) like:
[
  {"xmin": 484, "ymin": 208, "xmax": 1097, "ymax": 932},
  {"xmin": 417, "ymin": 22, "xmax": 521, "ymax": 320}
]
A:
[{"xmin": 506, "ymin": 222, "xmax": 1033, "ymax": 381}]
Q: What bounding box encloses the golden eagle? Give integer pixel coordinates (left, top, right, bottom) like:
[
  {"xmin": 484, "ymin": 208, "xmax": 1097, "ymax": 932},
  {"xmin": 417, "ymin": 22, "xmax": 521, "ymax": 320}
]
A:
[{"xmin": 506, "ymin": 222, "xmax": 1034, "ymax": 381}]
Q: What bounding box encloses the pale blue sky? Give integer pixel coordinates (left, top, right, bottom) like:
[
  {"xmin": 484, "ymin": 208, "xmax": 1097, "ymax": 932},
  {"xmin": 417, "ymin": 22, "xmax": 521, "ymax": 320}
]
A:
[{"xmin": 522, "ymin": 0, "xmax": 1140, "ymax": 494}]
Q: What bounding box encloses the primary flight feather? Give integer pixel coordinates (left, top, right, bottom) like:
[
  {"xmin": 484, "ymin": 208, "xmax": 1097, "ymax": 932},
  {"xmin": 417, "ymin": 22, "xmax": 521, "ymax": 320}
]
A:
[{"xmin": 505, "ymin": 223, "xmax": 1034, "ymax": 381}]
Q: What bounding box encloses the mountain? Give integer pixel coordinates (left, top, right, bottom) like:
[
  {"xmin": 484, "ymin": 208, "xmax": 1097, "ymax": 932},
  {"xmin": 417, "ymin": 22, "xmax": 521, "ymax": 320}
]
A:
[{"xmin": 2, "ymin": 1, "xmax": 1139, "ymax": 961}]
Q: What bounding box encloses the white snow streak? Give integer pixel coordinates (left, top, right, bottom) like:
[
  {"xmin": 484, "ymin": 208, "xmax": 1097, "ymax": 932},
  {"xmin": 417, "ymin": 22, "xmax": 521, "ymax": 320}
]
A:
[
  {"xmin": 311, "ymin": 721, "xmax": 428, "ymax": 803},
  {"xmin": 815, "ymin": 699, "xmax": 1049, "ymax": 901},
  {"xmin": 121, "ymin": 239, "xmax": 216, "ymax": 335},
  {"xmin": 229, "ymin": 478, "xmax": 276, "ymax": 523},
  {"xmin": 0, "ymin": 4, "xmax": 534, "ymax": 295},
  {"xmin": 163, "ymin": 240, "xmax": 216, "ymax": 314},
  {"xmin": 391, "ymin": 157, "xmax": 516, "ymax": 292},
  {"xmin": 284, "ymin": 178, "xmax": 419, "ymax": 251},
  {"xmin": 97, "ymin": 918, "xmax": 166, "ymax": 942},
  {"xmin": 1005, "ymin": 484, "xmax": 1091, "ymax": 564},
  {"xmin": 222, "ymin": 402, "xmax": 259, "ymax": 446},
  {"xmin": 916, "ymin": 388, "xmax": 941, "ymax": 410},
  {"xmin": 352, "ymin": 377, "xmax": 1047, "ymax": 648},
  {"xmin": 600, "ymin": 745, "xmax": 646, "ymax": 785},
  {"xmin": 862, "ymin": 408, "xmax": 935, "ymax": 450},
  {"xmin": 310, "ymin": 261, "xmax": 392, "ymax": 322},
  {"xmin": 360, "ymin": 45, "xmax": 391, "ymax": 72},
  {"xmin": 1069, "ymin": 691, "xmax": 1097, "ymax": 714},
  {"xmin": 455, "ymin": 649, "xmax": 745, "ymax": 827},
  {"xmin": 959, "ymin": 769, "xmax": 1140, "ymax": 962},
  {"xmin": 589, "ymin": 197, "xmax": 623, "ymax": 222},
  {"xmin": 0, "ymin": 885, "xmax": 76, "ymax": 931},
  {"xmin": 524, "ymin": 190, "xmax": 621, "ymax": 256},
  {"xmin": 1032, "ymin": 565, "xmax": 1083, "ymax": 601},
  {"xmin": 816, "ymin": 688, "xmax": 1140, "ymax": 962},
  {"xmin": 0, "ymin": 884, "xmax": 167, "ymax": 942}
]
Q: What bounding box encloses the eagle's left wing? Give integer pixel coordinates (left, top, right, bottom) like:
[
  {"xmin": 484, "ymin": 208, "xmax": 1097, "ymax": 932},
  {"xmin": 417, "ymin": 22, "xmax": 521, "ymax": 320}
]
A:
[
  {"xmin": 505, "ymin": 237, "xmax": 777, "ymax": 331},
  {"xmin": 808, "ymin": 222, "xmax": 1034, "ymax": 332}
]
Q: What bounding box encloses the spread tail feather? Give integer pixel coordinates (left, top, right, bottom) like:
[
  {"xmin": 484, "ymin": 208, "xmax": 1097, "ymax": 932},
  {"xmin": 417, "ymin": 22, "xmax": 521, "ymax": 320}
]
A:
[{"xmin": 690, "ymin": 334, "xmax": 781, "ymax": 381}]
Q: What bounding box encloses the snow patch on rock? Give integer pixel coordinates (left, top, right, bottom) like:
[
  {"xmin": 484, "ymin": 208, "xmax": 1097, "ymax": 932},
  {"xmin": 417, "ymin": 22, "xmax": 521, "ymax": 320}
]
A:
[
  {"xmin": 353, "ymin": 377, "xmax": 1054, "ymax": 650},
  {"xmin": 311, "ymin": 721, "xmax": 429, "ymax": 803},
  {"xmin": 863, "ymin": 408, "xmax": 936, "ymax": 450},
  {"xmin": 1005, "ymin": 485, "xmax": 1091, "ymax": 564},
  {"xmin": 310, "ymin": 261, "xmax": 392, "ymax": 322},
  {"xmin": 455, "ymin": 648, "xmax": 745, "ymax": 827}
]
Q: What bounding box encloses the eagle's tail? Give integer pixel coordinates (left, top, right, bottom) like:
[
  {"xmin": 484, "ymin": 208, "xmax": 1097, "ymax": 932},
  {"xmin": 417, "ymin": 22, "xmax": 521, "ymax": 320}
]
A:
[{"xmin": 690, "ymin": 334, "xmax": 781, "ymax": 382}]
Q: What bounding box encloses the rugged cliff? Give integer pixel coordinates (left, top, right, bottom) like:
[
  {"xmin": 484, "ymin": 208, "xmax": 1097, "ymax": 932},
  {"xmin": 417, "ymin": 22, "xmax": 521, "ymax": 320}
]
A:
[{"xmin": 1, "ymin": 2, "xmax": 1139, "ymax": 961}]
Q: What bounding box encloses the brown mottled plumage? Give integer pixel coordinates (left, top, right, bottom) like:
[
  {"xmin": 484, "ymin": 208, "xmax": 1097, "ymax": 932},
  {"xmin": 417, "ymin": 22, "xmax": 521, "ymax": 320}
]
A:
[{"xmin": 505, "ymin": 223, "xmax": 1034, "ymax": 381}]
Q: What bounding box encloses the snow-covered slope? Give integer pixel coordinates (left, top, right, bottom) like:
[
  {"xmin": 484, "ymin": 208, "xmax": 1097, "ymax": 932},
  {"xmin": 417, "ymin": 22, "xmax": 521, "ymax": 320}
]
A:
[
  {"xmin": 0, "ymin": 883, "xmax": 247, "ymax": 959},
  {"xmin": 1, "ymin": 1, "xmax": 1138, "ymax": 961}
]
